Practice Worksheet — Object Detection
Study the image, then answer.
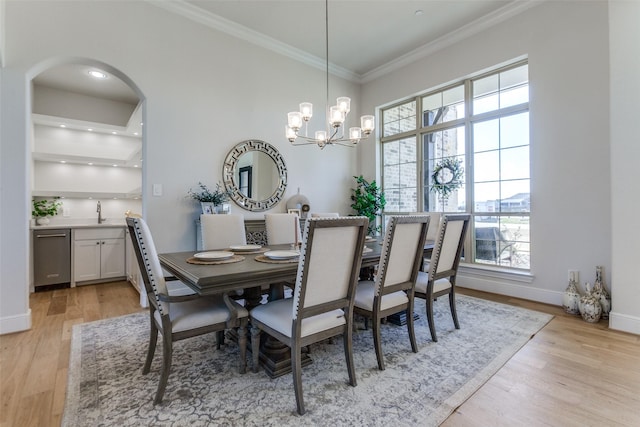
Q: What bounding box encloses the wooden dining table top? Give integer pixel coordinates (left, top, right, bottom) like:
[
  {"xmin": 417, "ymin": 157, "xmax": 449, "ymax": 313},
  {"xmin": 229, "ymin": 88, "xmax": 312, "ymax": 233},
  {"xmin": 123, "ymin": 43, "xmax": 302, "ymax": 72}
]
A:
[{"xmin": 158, "ymin": 239, "xmax": 433, "ymax": 297}]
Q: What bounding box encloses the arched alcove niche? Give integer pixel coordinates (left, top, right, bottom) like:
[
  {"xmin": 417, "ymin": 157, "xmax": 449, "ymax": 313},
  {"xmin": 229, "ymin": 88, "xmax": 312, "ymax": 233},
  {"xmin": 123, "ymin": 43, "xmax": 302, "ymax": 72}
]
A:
[{"xmin": 29, "ymin": 57, "xmax": 146, "ymax": 220}]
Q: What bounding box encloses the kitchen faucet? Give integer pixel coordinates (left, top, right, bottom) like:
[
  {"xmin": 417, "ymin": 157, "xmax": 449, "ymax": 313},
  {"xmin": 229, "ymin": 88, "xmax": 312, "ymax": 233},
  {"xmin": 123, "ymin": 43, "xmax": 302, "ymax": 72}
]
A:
[{"xmin": 97, "ymin": 201, "xmax": 104, "ymax": 224}]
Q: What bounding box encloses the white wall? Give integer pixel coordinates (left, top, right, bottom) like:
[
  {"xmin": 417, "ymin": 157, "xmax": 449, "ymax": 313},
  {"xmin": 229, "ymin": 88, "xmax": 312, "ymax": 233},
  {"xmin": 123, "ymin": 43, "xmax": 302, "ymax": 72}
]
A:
[
  {"xmin": 361, "ymin": 3, "xmax": 618, "ymax": 309},
  {"xmin": 609, "ymin": 0, "xmax": 640, "ymax": 334},
  {"xmin": 0, "ymin": 0, "xmax": 360, "ymax": 333}
]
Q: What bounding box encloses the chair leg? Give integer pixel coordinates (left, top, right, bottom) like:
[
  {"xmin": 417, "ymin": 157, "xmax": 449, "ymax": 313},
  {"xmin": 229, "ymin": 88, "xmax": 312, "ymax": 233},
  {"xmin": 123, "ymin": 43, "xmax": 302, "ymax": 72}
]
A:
[
  {"xmin": 216, "ymin": 330, "xmax": 225, "ymax": 349},
  {"xmin": 426, "ymin": 297, "xmax": 438, "ymax": 342},
  {"xmin": 343, "ymin": 323, "xmax": 357, "ymax": 387},
  {"xmin": 449, "ymin": 291, "xmax": 460, "ymax": 329},
  {"xmin": 154, "ymin": 334, "xmax": 172, "ymax": 405},
  {"xmin": 143, "ymin": 318, "xmax": 158, "ymax": 375},
  {"xmin": 292, "ymin": 342, "xmax": 305, "ymax": 415},
  {"xmin": 237, "ymin": 324, "xmax": 247, "ymax": 374},
  {"xmin": 250, "ymin": 325, "xmax": 261, "ymax": 373},
  {"xmin": 372, "ymin": 316, "xmax": 385, "ymax": 371},
  {"xmin": 406, "ymin": 303, "xmax": 418, "ymax": 353}
]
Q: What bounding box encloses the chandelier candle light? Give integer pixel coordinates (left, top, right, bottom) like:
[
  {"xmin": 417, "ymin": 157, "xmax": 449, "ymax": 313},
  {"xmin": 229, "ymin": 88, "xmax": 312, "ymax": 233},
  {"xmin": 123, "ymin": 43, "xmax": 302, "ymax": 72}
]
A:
[{"xmin": 286, "ymin": 0, "xmax": 374, "ymax": 148}]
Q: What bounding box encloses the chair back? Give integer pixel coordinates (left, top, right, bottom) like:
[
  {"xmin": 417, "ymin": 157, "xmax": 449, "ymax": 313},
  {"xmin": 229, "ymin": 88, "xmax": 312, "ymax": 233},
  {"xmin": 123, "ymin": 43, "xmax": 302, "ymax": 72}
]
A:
[
  {"xmin": 376, "ymin": 215, "xmax": 430, "ymax": 295},
  {"xmin": 425, "ymin": 212, "xmax": 442, "ymax": 241},
  {"xmin": 292, "ymin": 217, "xmax": 368, "ymax": 320},
  {"xmin": 126, "ymin": 217, "xmax": 170, "ymax": 314},
  {"xmin": 200, "ymin": 213, "xmax": 246, "ymax": 249},
  {"xmin": 429, "ymin": 214, "xmax": 470, "ymax": 280},
  {"xmin": 265, "ymin": 213, "xmax": 301, "ymax": 245}
]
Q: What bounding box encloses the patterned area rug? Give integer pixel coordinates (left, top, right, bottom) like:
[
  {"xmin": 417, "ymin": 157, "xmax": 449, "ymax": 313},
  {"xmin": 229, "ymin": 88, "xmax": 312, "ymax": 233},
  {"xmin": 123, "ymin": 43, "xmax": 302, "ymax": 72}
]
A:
[{"xmin": 63, "ymin": 295, "xmax": 552, "ymax": 426}]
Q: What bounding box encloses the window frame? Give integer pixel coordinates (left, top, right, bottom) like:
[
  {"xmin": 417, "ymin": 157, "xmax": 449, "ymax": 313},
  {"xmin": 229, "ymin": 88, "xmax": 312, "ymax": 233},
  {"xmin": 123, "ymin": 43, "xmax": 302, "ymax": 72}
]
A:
[{"xmin": 379, "ymin": 60, "xmax": 530, "ymax": 271}]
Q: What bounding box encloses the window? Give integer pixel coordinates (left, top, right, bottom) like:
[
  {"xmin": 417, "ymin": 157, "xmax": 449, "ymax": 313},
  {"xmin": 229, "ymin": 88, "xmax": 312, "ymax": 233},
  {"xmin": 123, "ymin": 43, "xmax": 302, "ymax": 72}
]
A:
[{"xmin": 380, "ymin": 62, "xmax": 530, "ymax": 270}]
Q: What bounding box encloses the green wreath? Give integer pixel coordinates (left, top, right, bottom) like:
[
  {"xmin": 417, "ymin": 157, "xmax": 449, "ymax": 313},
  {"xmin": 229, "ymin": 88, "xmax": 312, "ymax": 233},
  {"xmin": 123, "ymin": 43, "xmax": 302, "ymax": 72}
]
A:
[{"xmin": 430, "ymin": 157, "xmax": 464, "ymax": 201}]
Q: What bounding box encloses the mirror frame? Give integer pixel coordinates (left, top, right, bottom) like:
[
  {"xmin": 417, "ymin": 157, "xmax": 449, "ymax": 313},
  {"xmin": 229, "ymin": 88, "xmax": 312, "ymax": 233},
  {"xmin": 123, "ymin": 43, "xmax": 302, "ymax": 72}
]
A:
[{"xmin": 222, "ymin": 139, "xmax": 287, "ymax": 212}]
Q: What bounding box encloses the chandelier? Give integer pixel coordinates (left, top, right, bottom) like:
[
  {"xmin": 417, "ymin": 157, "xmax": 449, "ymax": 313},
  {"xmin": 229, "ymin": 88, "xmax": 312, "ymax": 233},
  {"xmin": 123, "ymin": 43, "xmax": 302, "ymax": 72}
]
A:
[{"xmin": 285, "ymin": 0, "xmax": 375, "ymax": 149}]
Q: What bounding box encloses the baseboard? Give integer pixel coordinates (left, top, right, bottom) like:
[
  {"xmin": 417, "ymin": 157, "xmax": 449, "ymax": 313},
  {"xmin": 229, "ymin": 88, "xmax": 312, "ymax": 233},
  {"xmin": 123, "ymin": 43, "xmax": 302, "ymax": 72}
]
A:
[
  {"xmin": 608, "ymin": 311, "xmax": 640, "ymax": 335},
  {"xmin": 0, "ymin": 309, "xmax": 32, "ymax": 335},
  {"xmin": 457, "ymin": 272, "xmax": 563, "ymax": 306}
]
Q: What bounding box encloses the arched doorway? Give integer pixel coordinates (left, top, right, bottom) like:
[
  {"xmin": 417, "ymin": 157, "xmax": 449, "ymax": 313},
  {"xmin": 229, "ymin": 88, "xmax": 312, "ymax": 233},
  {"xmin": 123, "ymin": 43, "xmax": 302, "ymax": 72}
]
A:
[
  {"xmin": 28, "ymin": 58, "xmax": 146, "ymax": 294},
  {"xmin": 30, "ymin": 59, "xmax": 145, "ymax": 220}
]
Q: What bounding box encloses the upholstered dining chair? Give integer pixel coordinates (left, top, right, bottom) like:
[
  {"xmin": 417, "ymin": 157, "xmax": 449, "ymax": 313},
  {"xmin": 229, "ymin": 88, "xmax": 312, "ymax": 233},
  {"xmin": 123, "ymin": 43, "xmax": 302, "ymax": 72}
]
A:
[
  {"xmin": 353, "ymin": 215, "xmax": 430, "ymax": 370},
  {"xmin": 200, "ymin": 213, "xmax": 246, "ymax": 250},
  {"xmin": 264, "ymin": 213, "xmax": 302, "ymax": 246},
  {"xmin": 126, "ymin": 217, "xmax": 249, "ymax": 405},
  {"xmin": 414, "ymin": 214, "xmax": 470, "ymax": 342},
  {"xmin": 250, "ymin": 216, "xmax": 369, "ymax": 415}
]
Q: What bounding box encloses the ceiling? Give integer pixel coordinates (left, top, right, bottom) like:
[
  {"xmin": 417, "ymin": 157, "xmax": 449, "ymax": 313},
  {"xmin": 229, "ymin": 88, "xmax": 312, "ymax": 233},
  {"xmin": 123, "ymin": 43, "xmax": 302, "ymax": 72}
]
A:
[{"xmin": 182, "ymin": 0, "xmax": 522, "ymax": 78}]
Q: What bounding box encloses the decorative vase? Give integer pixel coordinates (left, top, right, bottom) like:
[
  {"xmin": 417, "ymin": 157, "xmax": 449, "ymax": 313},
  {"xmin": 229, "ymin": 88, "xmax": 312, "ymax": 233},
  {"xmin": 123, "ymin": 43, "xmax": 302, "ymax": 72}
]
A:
[
  {"xmin": 579, "ymin": 282, "xmax": 602, "ymax": 323},
  {"xmin": 594, "ymin": 265, "xmax": 611, "ymax": 319},
  {"xmin": 562, "ymin": 275, "xmax": 581, "ymax": 315},
  {"xmin": 36, "ymin": 217, "xmax": 50, "ymax": 225},
  {"xmin": 201, "ymin": 202, "xmax": 216, "ymax": 214}
]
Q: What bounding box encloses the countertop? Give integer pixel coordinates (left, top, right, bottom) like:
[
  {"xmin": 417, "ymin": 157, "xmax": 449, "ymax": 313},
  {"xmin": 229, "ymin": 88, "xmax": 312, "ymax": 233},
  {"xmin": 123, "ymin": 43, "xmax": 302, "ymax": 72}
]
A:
[{"xmin": 30, "ymin": 220, "xmax": 126, "ymax": 230}]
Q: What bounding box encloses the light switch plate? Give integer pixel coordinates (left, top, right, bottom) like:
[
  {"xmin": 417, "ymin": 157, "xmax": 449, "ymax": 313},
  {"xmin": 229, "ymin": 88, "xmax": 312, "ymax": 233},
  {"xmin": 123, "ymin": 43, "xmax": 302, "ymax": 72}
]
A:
[{"xmin": 152, "ymin": 184, "xmax": 163, "ymax": 196}]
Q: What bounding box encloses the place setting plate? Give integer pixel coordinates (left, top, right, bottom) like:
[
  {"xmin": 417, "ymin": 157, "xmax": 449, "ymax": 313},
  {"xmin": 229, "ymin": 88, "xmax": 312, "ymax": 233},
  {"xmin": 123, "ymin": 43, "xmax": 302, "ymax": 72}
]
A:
[
  {"xmin": 264, "ymin": 250, "xmax": 299, "ymax": 260},
  {"xmin": 194, "ymin": 251, "xmax": 235, "ymax": 260},
  {"xmin": 229, "ymin": 244, "xmax": 262, "ymax": 252},
  {"xmin": 187, "ymin": 251, "xmax": 244, "ymax": 265},
  {"xmin": 256, "ymin": 250, "xmax": 300, "ymax": 264}
]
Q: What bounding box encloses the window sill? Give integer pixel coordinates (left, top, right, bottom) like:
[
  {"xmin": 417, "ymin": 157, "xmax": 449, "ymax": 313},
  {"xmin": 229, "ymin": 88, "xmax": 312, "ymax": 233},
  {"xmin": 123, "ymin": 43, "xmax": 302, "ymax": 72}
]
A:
[{"xmin": 458, "ymin": 263, "xmax": 534, "ymax": 283}]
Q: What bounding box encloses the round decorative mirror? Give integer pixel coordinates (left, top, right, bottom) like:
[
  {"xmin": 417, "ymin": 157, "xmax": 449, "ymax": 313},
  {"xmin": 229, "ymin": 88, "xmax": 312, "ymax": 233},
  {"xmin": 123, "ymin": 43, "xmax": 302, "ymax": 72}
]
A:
[{"xmin": 222, "ymin": 140, "xmax": 287, "ymax": 212}]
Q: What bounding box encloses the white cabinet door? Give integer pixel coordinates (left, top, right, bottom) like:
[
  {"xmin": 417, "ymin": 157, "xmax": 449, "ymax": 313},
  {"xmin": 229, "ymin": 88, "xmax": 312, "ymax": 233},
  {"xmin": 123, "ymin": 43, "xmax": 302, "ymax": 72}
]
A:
[
  {"xmin": 74, "ymin": 239, "xmax": 101, "ymax": 282},
  {"xmin": 73, "ymin": 227, "xmax": 126, "ymax": 284},
  {"xmin": 100, "ymin": 238, "xmax": 126, "ymax": 279}
]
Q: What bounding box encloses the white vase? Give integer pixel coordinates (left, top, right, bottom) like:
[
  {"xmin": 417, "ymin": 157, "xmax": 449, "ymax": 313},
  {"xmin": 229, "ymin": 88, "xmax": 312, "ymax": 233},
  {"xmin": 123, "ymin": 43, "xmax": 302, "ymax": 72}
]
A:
[
  {"xmin": 36, "ymin": 217, "xmax": 50, "ymax": 225},
  {"xmin": 578, "ymin": 282, "xmax": 602, "ymax": 323},
  {"xmin": 594, "ymin": 266, "xmax": 611, "ymax": 319},
  {"xmin": 200, "ymin": 202, "xmax": 216, "ymax": 214},
  {"xmin": 562, "ymin": 279, "xmax": 581, "ymax": 315}
]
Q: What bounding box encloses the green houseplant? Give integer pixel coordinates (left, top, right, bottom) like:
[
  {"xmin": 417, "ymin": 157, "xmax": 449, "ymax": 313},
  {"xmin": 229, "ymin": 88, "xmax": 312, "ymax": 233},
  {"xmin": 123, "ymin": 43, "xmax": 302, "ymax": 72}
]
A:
[
  {"xmin": 32, "ymin": 198, "xmax": 62, "ymax": 225},
  {"xmin": 188, "ymin": 182, "xmax": 231, "ymax": 213},
  {"xmin": 350, "ymin": 175, "xmax": 386, "ymax": 236}
]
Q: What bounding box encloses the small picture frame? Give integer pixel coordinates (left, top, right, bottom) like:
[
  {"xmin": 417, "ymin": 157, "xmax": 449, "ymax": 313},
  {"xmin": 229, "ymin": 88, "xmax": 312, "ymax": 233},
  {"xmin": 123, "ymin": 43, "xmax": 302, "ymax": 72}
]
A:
[
  {"xmin": 288, "ymin": 208, "xmax": 301, "ymax": 217},
  {"xmin": 221, "ymin": 203, "xmax": 231, "ymax": 214}
]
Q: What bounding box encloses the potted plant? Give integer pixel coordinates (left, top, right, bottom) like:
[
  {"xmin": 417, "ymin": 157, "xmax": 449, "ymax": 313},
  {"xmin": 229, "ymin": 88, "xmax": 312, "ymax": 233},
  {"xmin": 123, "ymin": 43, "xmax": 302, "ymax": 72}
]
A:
[
  {"xmin": 188, "ymin": 182, "xmax": 231, "ymax": 214},
  {"xmin": 350, "ymin": 175, "xmax": 386, "ymax": 236},
  {"xmin": 32, "ymin": 198, "xmax": 62, "ymax": 225}
]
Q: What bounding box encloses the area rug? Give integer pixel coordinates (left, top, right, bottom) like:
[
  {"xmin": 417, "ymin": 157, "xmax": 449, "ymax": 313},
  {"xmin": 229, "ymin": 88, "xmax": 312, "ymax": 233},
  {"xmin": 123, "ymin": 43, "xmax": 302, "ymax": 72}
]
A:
[{"xmin": 62, "ymin": 295, "xmax": 552, "ymax": 427}]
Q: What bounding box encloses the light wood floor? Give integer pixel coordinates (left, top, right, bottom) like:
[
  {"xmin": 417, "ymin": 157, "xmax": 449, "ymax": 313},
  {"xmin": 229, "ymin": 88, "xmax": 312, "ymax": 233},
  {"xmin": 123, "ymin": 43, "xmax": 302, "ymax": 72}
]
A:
[{"xmin": 1, "ymin": 281, "xmax": 639, "ymax": 426}]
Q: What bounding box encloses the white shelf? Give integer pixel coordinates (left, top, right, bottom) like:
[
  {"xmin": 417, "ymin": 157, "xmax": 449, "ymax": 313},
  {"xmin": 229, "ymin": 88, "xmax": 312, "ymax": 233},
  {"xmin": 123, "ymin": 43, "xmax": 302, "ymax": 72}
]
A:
[{"xmin": 32, "ymin": 190, "xmax": 141, "ymax": 200}]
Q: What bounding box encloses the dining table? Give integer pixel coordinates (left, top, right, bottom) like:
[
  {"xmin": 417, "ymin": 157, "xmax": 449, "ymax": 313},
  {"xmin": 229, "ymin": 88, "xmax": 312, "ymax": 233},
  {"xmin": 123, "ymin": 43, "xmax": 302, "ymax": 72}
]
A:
[{"xmin": 158, "ymin": 238, "xmax": 434, "ymax": 378}]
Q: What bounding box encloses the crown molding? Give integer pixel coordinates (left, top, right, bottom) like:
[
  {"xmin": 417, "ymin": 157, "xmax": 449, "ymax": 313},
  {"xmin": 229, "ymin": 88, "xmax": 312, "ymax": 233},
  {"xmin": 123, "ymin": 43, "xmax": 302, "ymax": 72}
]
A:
[
  {"xmin": 360, "ymin": 0, "xmax": 542, "ymax": 83},
  {"xmin": 147, "ymin": 0, "xmax": 360, "ymax": 82},
  {"xmin": 148, "ymin": 0, "xmax": 541, "ymax": 85}
]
